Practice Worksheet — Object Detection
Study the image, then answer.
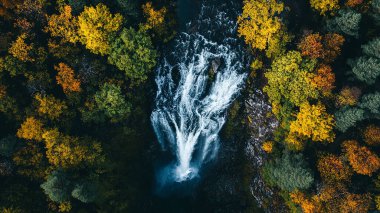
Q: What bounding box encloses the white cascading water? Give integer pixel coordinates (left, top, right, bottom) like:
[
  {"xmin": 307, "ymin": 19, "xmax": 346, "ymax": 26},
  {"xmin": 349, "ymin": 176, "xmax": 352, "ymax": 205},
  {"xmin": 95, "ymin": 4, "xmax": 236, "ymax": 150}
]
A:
[{"xmin": 151, "ymin": 1, "xmax": 247, "ymax": 182}]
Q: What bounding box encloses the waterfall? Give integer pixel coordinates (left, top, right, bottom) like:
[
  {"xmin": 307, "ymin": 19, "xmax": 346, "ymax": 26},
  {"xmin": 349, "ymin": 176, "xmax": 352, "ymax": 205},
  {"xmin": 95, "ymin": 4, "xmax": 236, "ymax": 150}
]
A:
[{"xmin": 151, "ymin": 0, "xmax": 247, "ymax": 183}]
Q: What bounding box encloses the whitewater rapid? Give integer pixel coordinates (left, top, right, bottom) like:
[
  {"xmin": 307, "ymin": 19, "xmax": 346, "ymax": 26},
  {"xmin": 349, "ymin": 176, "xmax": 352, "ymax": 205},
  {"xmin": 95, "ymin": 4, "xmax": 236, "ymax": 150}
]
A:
[{"xmin": 151, "ymin": 1, "xmax": 247, "ymax": 182}]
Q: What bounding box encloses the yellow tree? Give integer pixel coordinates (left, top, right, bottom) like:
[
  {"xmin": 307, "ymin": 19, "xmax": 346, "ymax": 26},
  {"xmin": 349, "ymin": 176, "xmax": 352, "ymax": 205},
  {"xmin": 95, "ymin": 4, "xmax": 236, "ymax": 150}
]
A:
[
  {"xmin": 16, "ymin": 117, "xmax": 44, "ymax": 141},
  {"xmin": 310, "ymin": 0, "xmax": 340, "ymax": 15},
  {"xmin": 34, "ymin": 93, "xmax": 68, "ymax": 120},
  {"xmin": 342, "ymin": 140, "xmax": 380, "ymax": 176},
  {"xmin": 335, "ymin": 86, "xmax": 361, "ymax": 107},
  {"xmin": 42, "ymin": 129, "xmax": 103, "ymax": 168},
  {"xmin": 8, "ymin": 33, "xmax": 34, "ymax": 62},
  {"xmin": 54, "ymin": 63, "xmax": 81, "ymax": 93},
  {"xmin": 237, "ymin": 0, "xmax": 289, "ymax": 58},
  {"xmin": 288, "ymin": 102, "xmax": 335, "ymax": 145},
  {"xmin": 141, "ymin": 2, "xmax": 168, "ymax": 37},
  {"xmin": 13, "ymin": 142, "xmax": 47, "ymax": 179},
  {"xmin": 45, "ymin": 5, "xmax": 79, "ymax": 43},
  {"xmin": 78, "ymin": 3, "xmax": 123, "ymax": 55}
]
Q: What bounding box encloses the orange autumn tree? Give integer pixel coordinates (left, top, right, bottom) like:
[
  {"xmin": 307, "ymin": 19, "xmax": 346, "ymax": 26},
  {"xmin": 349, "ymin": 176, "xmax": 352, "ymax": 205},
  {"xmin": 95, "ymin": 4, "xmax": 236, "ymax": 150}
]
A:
[
  {"xmin": 16, "ymin": 117, "xmax": 44, "ymax": 141},
  {"xmin": 45, "ymin": 5, "xmax": 79, "ymax": 43},
  {"xmin": 54, "ymin": 63, "xmax": 81, "ymax": 93},
  {"xmin": 323, "ymin": 33, "xmax": 345, "ymax": 63},
  {"xmin": 345, "ymin": 0, "xmax": 364, "ymax": 7},
  {"xmin": 298, "ymin": 33, "xmax": 344, "ymax": 63},
  {"xmin": 339, "ymin": 193, "xmax": 371, "ymax": 213},
  {"xmin": 312, "ymin": 183, "xmax": 371, "ymax": 213},
  {"xmin": 298, "ymin": 33, "xmax": 324, "ymax": 59},
  {"xmin": 262, "ymin": 141, "xmax": 274, "ymax": 153},
  {"xmin": 364, "ymin": 125, "xmax": 380, "ymax": 146},
  {"xmin": 312, "ymin": 64, "xmax": 335, "ymax": 95},
  {"xmin": 342, "ymin": 140, "xmax": 380, "ymax": 176},
  {"xmin": 317, "ymin": 154, "xmax": 352, "ymax": 182},
  {"xmin": 290, "ymin": 190, "xmax": 316, "ymax": 213},
  {"xmin": 288, "ymin": 102, "xmax": 335, "ymax": 147}
]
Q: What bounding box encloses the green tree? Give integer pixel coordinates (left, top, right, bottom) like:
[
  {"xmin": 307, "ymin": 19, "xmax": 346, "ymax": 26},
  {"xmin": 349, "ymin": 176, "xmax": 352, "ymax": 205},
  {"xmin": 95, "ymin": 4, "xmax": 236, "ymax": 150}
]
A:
[
  {"xmin": 359, "ymin": 92, "xmax": 380, "ymax": 114},
  {"xmin": 350, "ymin": 56, "xmax": 380, "ymax": 84},
  {"xmin": 335, "ymin": 107, "xmax": 365, "ymax": 132},
  {"xmin": 94, "ymin": 83, "xmax": 131, "ymax": 122},
  {"xmin": 116, "ymin": 0, "xmax": 139, "ymax": 17},
  {"xmin": 262, "ymin": 151, "xmax": 314, "ymax": 191},
  {"xmin": 41, "ymin": 170, "xmax": 71, "ymax": 202},
  {"xmin": 371, "ymin": 0, "xmax": 380, "ymax": 24},
  {"xmin": 362, "ymin": 37, "xmax": 380, "ymax": 59},
  {"xmin": 108, "ymin": 27, "xmax": 157, "ymax": 85},
  {"xmin": 2, "ymin": 56, "xmax": 27, "ymax": 77},
  {"xmin": 0, "ymin": 136, "xmax": 17, "ymax": 157},
  {"xmin": 326, "ymin": 9, "xmax": 361, "ymax": 37},
  {"xmin": 71, "ymin": 181, "xmax": 97, "ymax": 203}
]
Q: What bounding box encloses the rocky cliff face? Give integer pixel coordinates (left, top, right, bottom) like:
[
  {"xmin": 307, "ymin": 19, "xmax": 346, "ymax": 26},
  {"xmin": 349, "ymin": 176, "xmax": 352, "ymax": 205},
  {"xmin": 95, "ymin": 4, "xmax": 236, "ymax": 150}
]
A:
[{"xmin": 244, "ymin": 89, "xmax": 285, "ymax": 212}]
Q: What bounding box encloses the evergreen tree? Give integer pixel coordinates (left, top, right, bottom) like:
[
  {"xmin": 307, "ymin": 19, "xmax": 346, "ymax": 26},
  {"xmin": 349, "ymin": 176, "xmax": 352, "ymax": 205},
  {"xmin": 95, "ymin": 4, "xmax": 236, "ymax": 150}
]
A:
[
  {"xmin": 359, "ymin": 92, "xmax": 380, "ymax": 114},
  {"xmin": 362, "ymin": 37, "xmax": 380, "ymax": 59},
  {"xmin": 71, "ymin": 181, "xmax": 97, "ymax": 203},
  {"xmin": 326, "ymin": 9, "xmax": 361, "ymax": 37},
  {"xmin": 40, "ymin": 171, "xmax": 71, "ymax": 202},
  {"xmin": 335, "ymin": 107, "xmax": 365, "ymax": 132},
  {"xmin": 350, "ymin": 56, "xmax": 380, "ymax": 84},
  {"xmin": 0, "ymin": 136, "xmax": 17, "ymax": 157},
  {"xmin": 262, "ymin": 152, "xmax": 314, "ymax": 191},
  {"xmin": 371, "ymin": 0, "xmax": 380, "ymax": 24}
]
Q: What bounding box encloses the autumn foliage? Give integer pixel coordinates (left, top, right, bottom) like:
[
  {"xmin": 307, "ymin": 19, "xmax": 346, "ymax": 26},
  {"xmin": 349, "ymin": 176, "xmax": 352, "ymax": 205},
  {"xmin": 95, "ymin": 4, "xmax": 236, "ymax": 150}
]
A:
[
  {"xmin": 310, "ymin": 0, "xmax": 340, "ymax": 15},
  {"xmin": 42, "ymin": 129, "xmax": 102, "ymax": 169},
  {"xmin": 317, "ymin": 154, "xmax": 352, "ymax": 182},
  {"xmin": 46, "ymin": 5, "xmax": 79, "ymax": 43},
  {"xmin": 238, "ymin": 0, "xmax": 289, "ymax": 57},
  {"xmin": 312, "ymin": 64, "xmax": 335, "ymax": 95},
  {"xmin": 345, "ymin": 0, "xmax": 364, "ymax": 7},
  {"xmin": 342, "ymin": 140, "xmax": 380, "ymax": 176},
  {"xmin": 77, "ymin": 3, "xmax": 123, "ymax": 55},
  {"xmin": 363, "ymin": 125, "xmax": 380, "ymax": 146},
  {"xmin": 288, "ymin": 102, "xmax": 335, "ymax": 144},
  {"xmin": 54, "ymin": 63, "xmax": 81, "ymax": 93},
  {"xmin": 16, "ymin": 117, "xmax": 44, "ymax": 141},
  {"xmin": 298, "ymin": 33, "xmax": 344, "ymax": 62},
  {"xmin": 8, "ymin": 33, "xmax": 34, "ymax": 62},
  {"xmin": 35, "ymin": 94, "xmax": 68, "ymax": 120},
  {"xmin": 335, "ymin": 86, "xmax": 362, "ymax": 107}
]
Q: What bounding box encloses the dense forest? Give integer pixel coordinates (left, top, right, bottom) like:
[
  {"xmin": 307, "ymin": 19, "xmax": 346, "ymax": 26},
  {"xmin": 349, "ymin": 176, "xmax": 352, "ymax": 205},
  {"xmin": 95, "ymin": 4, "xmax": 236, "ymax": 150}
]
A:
[{"xmin": 0, "ymin": 0, "xmax": 380, "ymax": 212}]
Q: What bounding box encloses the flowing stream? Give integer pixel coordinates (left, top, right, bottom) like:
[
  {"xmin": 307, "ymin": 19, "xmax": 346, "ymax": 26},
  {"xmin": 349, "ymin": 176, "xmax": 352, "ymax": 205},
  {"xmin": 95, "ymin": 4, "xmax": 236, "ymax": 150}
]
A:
[{"xmin": 151, "ymin": 0, "xmax": 247, "ymax": 183}]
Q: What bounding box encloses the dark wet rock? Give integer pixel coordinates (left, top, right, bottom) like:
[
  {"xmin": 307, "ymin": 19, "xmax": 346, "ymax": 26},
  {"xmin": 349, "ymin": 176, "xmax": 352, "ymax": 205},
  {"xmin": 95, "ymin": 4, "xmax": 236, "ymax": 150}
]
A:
[
  {"xmin": 211, "ymin": 58, "xmax": 221, "ymax": 73},
  {"xmin": 244, "ymin": 89, "xmax": 287, "ymax": 212}
]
